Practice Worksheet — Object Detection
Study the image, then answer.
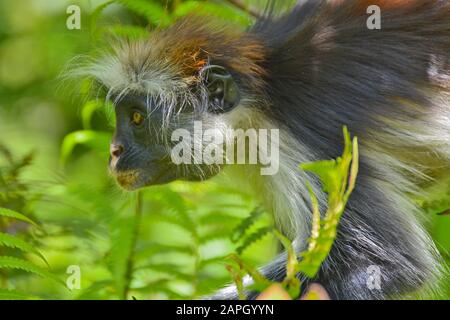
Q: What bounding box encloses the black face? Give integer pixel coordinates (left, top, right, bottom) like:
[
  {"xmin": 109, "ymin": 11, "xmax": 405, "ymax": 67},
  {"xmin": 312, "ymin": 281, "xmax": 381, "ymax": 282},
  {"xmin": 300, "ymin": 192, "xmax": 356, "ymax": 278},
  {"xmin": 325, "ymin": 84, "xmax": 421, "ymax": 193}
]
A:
[
  {"xmin": 109, "ymin": 96, "xmax": 177, "ymax": 190},
  {"xmin": 109, "ymin": 65, "xmax": 241, "ymax": 190}
]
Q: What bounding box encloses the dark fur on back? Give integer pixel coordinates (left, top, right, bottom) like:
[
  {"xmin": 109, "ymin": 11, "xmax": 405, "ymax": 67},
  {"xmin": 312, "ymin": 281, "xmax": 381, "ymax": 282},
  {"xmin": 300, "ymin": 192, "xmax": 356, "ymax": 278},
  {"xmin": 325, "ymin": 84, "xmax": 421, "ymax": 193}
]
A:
[
  {"xmin": 254, "ymin": 0, "xmax": 450, "ymax": 160},
  {"xmin": 215, "ymin": 0, "xmax": 449, "ymax": 299}
]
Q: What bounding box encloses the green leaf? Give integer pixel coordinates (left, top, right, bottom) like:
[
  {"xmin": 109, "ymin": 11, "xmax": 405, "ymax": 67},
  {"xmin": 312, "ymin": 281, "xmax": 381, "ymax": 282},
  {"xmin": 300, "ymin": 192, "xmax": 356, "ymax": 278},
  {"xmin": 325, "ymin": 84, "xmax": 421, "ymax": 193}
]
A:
[
  {"xmin": 231, "ymin": 207, "xmax": 264, "ymax": 243},
  {"xmin": 236, "ymin": 226, "xmax": 273, "ymax": 255},
  {"xmin": 81, "ymin": 100, "xmax": 102, "ymax": 130},
  {"xmin": 108, "ymin": 214, "xmax": 136, "ymax": 299},
  {"xmin": 103, "ymin": 25, "xmax": 150, "ymax": 40},
  {"xmin": 229, "ymin": 254, "xmax": 272, "ymax": 292},
  {"xmin": 0, "ymin": 232, "xmax": 48, "ymax": 266},
  {"xmin": 60, "ymin": 130, "xmax": 111, "ymax": 164},
  {"xmin": 0, "ymin": 256, "xmax": 61, "ymax": 284},
  {"xmin": 225, "ymin": 264, "xmax": 247, "ymax": 300},
  {"xmin": 297, "ymin": 127, "xmax": 359, "ymax": 278},
  {"xmin": 116, "ymin": 0, "xmax": 170, "ymax": 27},
  {"xmin": 0, "ymin": 208, "xmax": 38, "ymax": 227},
  {"xmin": 174, "ymin": 1, "xmax": 253, "ymax": 27},
  {"xmin": 273, "ymin": 230, "xmax": 300, "ymax": 299},
  {"xmin": 90, "ymin": 0, "xmax": 116, "ymax": 27},
  {"xmin": 137, "ymin": 263, "xmax": 192, "ymax": 282},
  {"xmin": 103, "ymin": 100, "xmax": 116, "ymax": 127},
  {"xmin": 0, "ymin": 289, "xmax": 40, "ymax": 300}
]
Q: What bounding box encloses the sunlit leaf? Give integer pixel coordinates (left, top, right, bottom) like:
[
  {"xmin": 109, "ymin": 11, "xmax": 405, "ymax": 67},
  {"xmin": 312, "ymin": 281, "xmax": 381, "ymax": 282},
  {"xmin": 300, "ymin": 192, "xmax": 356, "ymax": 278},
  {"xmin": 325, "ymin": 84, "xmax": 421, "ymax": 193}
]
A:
[
  {"xmin": 0, "ymin": 289, "xmax": 40, "ymax": 300},
  {"xmin": 0, "ymin": 207, "xmax": 38, "ymax": 227},
  {"xmin": 174, "ymin": 1, "xmax": 253, "ymax": 26},
  {"xmin": 236, "ymin": 226, "xmax": 273, "ymax": 255},
  {"xmin": 60, "ymin": 130, "xmax": 111, "ymax": 164},
  {"xmin": 108, "ymin": 214, "xmax": 136, "ymax": 299},
  {"xmin": 0, "ymin": 256, "xmax": 61, "ymax": 284},
  {"xmin": 104, "ymin": 25, "xmax": 150, "ymax": 39},
  {"xmin": 297, "ymin": 127, "xmax": 359, "ymax": 278},
  {"xmin": 231, "ymin": 207, "xmax": 264, "ymax": 243},
  {"xmin": 0, "ymin": 232, "xmax": 48, "ymax": 266},
  {"xmin": 81, "ymin": 100, "xmax": 102, "ymax": 130},
  {"xmin": 116, "ymin": 0, "xmax": 171, "ymax": 26}
]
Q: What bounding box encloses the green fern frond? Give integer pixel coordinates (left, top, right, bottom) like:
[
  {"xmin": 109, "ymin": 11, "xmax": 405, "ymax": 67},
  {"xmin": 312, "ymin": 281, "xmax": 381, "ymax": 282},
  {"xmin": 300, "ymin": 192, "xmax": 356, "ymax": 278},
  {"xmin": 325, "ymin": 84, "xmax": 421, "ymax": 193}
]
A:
[
  {"xmin": 0, "ymin": 232, "xmax": 48, "ymax": 266},
  {"xmin": 199, "ymin": 213, "xmax": 242, "ymax": 226},
  {"xmin": 116, "ymin": 0, "xmax": 170, "ymax": 26},
  {"xmin": 108, "ymin": 215, "xmax": 136, "ymax": 299},
  {"xmin": 81, "ymin": 100, "xmax": 102, "ymax": 130},
  {"xmin": 133, "ymin": 279, "xmax": 185, "ymax": 299},
  {"xmin": 236, "ymin": 226, "xmax": 273, "ymax": 255},
  {"xmin": 0, "ymin": 256, "xmax": 61, "ymax": 284},
  {"xmin": 90, "ymin": 0, "xmax": 115, "ymax": 27},
  {"xmin": 174, "ymin": 1, "xmax": 253, "ymax": 27},
  {"xmin": 60, "ymin": 130, "xmax": 111, "ymax": 165},
  {"xmin": 136, "ymin": 243, "xmax": 194, "ymax": 260},
  {"xmin": 198, "ymin": 256, "xmax": 230, "ymax": 269},
  {"xmin": 104, "ymin": 25, "xmax": 150, "ymax": 39},
  {"xmin": 298, "ymin": 127, "xmax": 359, "ymax": 278},
  {"xmin": 137, "ymin": 263, "xmax": 192, "ymax": 282},
  {"xmin": 0, "ymin": 208, "xmax": 37, "ymax": 227},
  {"xmin": 231, "ymin": 207, "xmax": 264, "ymax": 243},
  {"xmin": 0, "ymin": 289, "xmax": 40, "ymax": 300}
]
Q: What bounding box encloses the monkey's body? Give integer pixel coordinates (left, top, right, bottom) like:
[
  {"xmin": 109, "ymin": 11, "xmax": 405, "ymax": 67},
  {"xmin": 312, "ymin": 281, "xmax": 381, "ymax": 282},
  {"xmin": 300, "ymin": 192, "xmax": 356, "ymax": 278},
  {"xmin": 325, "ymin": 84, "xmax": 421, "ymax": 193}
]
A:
[
  {"xmin": 81, "ymin": 0, "xmax": 449, "ymax": 299},
  {"xmin": 238, "ymin": 0, "xmax": 450, "ymax": 299}
]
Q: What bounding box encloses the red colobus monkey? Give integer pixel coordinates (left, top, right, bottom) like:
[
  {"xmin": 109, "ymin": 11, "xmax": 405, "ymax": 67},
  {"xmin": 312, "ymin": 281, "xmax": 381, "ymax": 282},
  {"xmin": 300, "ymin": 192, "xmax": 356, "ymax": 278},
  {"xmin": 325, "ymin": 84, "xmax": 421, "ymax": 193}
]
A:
[{"xmin": 79, "ymin": 0, "xmax": 449, "ymax": 299}]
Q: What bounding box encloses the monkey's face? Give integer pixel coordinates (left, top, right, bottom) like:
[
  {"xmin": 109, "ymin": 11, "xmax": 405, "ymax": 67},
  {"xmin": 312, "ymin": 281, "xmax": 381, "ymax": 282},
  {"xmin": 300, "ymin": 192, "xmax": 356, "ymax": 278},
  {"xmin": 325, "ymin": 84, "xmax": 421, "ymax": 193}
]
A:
[
  {"xmin": 109, "ymin": 66, "xmax": 244, "ymax": 190},
  {"xmin": 84, "ymin": 19, "xmax": 266, "ymax": 190}
]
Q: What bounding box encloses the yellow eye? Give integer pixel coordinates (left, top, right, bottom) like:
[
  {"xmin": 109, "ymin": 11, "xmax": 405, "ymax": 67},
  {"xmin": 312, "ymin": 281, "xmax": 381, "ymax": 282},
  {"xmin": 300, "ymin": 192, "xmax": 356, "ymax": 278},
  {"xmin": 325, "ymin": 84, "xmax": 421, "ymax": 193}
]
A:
[{"xmin": 132, "ymin": 112, "xmax": 144, "ymax": 126}]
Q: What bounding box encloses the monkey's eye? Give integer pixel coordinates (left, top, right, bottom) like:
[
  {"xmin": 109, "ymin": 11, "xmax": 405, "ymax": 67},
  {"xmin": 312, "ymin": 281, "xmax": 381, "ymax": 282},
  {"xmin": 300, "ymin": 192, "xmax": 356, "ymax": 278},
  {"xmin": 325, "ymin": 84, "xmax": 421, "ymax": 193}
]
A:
[{"xmin": 131, "ymin": 111, "xmax": 145, "ymax": 126}]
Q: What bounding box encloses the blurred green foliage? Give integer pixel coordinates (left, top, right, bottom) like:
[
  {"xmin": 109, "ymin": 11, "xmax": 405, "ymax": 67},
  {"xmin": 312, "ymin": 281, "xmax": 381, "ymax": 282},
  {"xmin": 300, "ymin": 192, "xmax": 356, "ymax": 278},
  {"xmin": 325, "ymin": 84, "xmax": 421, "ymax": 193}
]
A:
[{"xmin": 0, "ymin": 0, "xmax": 448, "ymax": 300}]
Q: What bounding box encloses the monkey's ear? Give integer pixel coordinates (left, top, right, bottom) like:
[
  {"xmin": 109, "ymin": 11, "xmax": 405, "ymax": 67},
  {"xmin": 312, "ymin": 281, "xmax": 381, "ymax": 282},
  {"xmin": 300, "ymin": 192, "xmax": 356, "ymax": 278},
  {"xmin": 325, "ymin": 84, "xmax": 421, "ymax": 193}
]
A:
[{"xmin": 202, "ymin": 65, "xmax": 241, "ymax": 113}]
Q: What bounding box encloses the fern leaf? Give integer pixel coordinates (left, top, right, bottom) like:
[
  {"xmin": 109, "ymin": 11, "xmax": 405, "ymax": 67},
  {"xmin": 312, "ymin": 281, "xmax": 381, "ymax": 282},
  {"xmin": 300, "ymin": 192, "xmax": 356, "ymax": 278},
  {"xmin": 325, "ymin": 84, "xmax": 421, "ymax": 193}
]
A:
[
  {"xmin": 90, "ymin": 0, "xmax": 115, "ymax": 27},
  {"xmin": 0, "ymin": 289, "xmax": 40, "ymax": 300},
  {"xmin": 0, "ymin": 232, "xmax": 48, "ymax": 266},
  {"xmin": 108, "ymin": 211, "xmax": 139, "ymax": 299},
  {"xmin": 174, "ymin": 1, "xmax": 253, "ymax": 27},
  {"xmin": 0, "ymin": 256, "xmax": 61, "ymax": 284},
  {"xmin": 298, "ymin": 127, "xmax": 359, "ymax": 278},
  {"xmin": 60, "ymin": 130, "xmax": 111, "ymax": 164},
  {"xmin": 81, "ymin": 100, "xmax": 102, "ymax": 130},
  {"xmin": 137, "ymin": 263, "xmax": 192, "ymax": 282},
  {"xmin": 231, "ymin": 207, "xmax": 264, "ymax": 243},
  {"xmin": 198, "ymin": 255, "xmax": 230, "ymax": 269},
  {"xmin": 236, "ymin": 226, "xmax": 273, "ymax": 255},
  {"xmin": 116, "ymin": 0, "xmax": 169, "ymax": 26},
  {"xmin": 136, "ymin": 243, "xmax": 194, "ymax": 260},
  {"xmin": 229, "ymin": 254, "xmax": 272, "ymax": 292},
  {"xmin": 0, "ymin": 208, "xmax": 37, "ymax": 227},
  {"xmin": 104, "ymin": 25, "xmax": 149, "ymax": 39}
]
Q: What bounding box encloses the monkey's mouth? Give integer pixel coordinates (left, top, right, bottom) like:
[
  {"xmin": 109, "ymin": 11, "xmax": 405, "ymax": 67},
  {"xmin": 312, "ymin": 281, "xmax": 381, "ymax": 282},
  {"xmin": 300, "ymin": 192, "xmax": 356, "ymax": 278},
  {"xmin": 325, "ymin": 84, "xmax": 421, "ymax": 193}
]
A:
[
  {"xmin": 112, "ymin": 166, "xmax": 177, "ymax": 191},
  {"xmin": 113, "ymin": 170, "xmax": 141, "ymax": 191}
]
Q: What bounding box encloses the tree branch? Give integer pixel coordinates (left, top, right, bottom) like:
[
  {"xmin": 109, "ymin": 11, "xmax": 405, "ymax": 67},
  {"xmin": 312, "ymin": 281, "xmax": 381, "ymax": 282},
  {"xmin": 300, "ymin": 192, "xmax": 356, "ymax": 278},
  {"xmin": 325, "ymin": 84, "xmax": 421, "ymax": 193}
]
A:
[{"xmin": 223, "ymin": 0, "xmax": 263, "ymax": 19}]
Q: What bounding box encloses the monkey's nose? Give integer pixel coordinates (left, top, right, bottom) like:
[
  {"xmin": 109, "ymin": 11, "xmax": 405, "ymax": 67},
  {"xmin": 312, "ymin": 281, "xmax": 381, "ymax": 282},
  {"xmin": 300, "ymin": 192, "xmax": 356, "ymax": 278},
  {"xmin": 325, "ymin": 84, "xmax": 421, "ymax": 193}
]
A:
[{"xmin": 110, "ymin": 143, "xmax": 124, "ymax": 159}]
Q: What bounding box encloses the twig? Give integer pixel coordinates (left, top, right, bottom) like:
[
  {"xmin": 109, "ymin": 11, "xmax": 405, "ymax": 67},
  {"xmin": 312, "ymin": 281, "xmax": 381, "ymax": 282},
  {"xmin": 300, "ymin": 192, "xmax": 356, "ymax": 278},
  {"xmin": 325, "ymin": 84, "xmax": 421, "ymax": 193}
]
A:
[{"xmin": 223, "ymin": 0, "xmax": 263, "ymax": 19}]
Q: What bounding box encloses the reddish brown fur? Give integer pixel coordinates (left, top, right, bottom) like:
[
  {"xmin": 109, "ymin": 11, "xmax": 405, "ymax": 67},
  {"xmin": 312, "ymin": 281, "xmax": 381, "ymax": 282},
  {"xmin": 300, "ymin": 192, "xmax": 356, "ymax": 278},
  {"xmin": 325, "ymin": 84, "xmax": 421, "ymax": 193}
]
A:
[{"xmin": 153, "ymin": 16, "xmax": 266, "ymax": 87}]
